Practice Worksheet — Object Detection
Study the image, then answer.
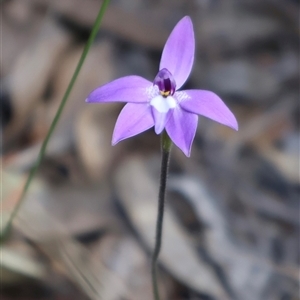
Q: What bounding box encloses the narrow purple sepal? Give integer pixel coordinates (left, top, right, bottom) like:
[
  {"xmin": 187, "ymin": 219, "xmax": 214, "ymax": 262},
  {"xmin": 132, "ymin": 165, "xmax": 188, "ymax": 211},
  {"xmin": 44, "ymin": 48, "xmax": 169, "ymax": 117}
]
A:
[
  {"xmin": 159, "ymin": 16, "xmax": 195, "ymax": 90},
  {"xmin": 179, "ymin": 90, "xmax": 238, "ymax": 131},
  {"xmin": 112, "ymin": 103, "xmax": 154, "ymax": 145},
  {"xmin": 165, "ymin": 108, "xmax": 198, "ymax": 157},
  {"xmin": 86, "ymin": 76, "xmax": 152, "ymax": 104}
]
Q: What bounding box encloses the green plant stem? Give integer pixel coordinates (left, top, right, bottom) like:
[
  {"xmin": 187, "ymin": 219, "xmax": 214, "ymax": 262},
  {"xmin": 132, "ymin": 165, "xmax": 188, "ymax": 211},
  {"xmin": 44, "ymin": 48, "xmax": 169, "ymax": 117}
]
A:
[
  {"xmin": 152, "ymin": 131, "xmax": 172, "ymax": 300},
  {"xmin": 2, "ymin": 0, "xmax": 111, "ymax": 239}
]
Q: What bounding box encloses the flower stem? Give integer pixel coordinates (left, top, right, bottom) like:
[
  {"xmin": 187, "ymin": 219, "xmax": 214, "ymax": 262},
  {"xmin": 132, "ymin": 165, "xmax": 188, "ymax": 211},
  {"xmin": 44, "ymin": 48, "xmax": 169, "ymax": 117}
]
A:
[
  {"xmin": 152, "ymin": 131, "xmax": 172, "ymax": 300},
  {"xmin": 1, "ymin": 0, "xmax": 111, "ymax": 241}
]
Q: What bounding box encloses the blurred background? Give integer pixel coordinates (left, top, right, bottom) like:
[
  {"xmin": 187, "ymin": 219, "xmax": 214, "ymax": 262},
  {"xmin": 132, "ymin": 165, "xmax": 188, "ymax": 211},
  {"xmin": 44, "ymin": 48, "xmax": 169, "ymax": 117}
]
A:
[{"xmin": 1, "ymin": 0, "xmax": 299, "ymax": 299}]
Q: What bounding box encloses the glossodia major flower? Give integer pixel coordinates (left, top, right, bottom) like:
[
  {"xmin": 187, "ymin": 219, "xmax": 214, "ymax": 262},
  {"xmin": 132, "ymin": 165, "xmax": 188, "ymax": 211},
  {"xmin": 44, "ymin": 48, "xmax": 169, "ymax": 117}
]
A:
[{"xmin": 86, "ymin": 16, "xmax": 238, "ymax": 157}]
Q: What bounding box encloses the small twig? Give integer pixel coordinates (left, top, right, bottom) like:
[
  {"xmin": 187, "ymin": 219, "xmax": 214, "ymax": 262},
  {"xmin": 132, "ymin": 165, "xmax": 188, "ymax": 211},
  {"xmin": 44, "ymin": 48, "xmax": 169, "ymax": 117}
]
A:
[{"xmin": 1, "ymin": 0, "xmax": 111, "ymax": 241}]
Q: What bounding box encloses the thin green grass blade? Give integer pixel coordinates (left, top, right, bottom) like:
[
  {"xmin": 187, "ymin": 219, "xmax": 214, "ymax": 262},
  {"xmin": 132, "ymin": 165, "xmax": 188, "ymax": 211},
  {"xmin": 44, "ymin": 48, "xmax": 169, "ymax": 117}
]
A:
[{"xmin": 2, "ymin": 0, "xmax": 111, "ymax": 240}]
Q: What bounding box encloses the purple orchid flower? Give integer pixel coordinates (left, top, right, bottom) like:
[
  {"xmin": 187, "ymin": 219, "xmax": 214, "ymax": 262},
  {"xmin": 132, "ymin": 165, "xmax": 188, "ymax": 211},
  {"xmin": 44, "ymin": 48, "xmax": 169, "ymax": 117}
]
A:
[{"xmin": 86, "ymin": 16, "xmax": 238, "ymax": 156}]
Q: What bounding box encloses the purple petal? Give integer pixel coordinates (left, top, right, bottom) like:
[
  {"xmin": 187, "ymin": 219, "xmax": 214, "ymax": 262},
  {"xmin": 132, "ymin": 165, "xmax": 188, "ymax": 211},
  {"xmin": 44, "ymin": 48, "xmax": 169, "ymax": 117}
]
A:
[
  {"xmin": 165, "ymin": 107, "xmax": 198, "ymax": 157},
  {"xmin": 86, "ymin": 76, "xmax": 152, "ymax": 103},
  {"xmin": 159, "ymin": 16, "xmax": 195, "ymax": 90},
  {"xmin": 112, "ymin": 103, "xmax": 154, "ymax": 145},
  {"xmin": 179, "ymin": 90, "xmax": 238, "ymax": 130}
]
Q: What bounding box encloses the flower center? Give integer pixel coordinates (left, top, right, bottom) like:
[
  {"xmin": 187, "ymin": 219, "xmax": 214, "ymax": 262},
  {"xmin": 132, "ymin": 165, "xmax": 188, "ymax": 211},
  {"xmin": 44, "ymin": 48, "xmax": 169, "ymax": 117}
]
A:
[{"xmin": 153, "ymin": 68, "xmax": 176, "ymax": 97}]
